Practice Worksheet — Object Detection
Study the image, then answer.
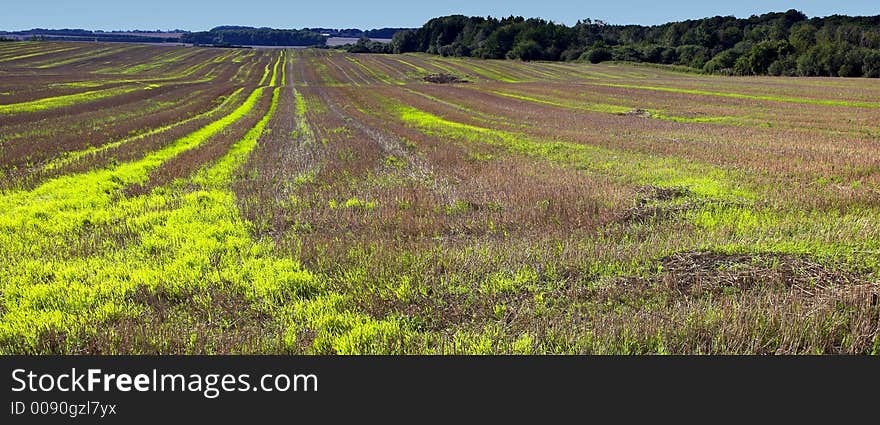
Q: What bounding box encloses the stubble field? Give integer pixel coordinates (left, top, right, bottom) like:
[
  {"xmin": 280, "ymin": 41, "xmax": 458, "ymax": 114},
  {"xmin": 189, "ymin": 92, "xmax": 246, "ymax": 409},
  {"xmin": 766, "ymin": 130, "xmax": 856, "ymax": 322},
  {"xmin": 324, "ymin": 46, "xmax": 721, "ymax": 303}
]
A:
[{"xmin": 1, "ymin": 41, "xmax": 879, "ymax": 354}]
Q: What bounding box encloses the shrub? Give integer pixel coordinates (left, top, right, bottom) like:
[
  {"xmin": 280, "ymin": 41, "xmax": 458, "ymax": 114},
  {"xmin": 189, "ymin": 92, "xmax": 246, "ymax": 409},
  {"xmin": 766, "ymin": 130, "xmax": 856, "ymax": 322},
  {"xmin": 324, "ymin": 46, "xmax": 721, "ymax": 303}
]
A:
[
  {"xmin": 582, "ymin": 47, "xmax": 612, "ymax": 63},
  {"xmin": 703, "ymin": 49, "xmax": 741, "ymax": 74}
]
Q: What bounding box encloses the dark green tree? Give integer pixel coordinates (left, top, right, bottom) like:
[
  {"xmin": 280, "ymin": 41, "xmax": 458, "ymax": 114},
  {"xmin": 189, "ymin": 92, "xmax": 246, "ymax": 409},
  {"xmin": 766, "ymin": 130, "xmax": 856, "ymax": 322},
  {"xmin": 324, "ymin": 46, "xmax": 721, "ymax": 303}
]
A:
[{"xmin": 368, "ymin": 11, "xmax": 880, "ymax": 78}]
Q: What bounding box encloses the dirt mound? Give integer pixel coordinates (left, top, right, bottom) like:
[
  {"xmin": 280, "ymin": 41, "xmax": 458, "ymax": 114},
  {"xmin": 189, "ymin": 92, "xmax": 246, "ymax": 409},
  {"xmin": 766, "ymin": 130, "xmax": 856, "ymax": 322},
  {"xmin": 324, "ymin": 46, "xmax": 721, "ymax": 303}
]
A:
[
  {"xmin": 621, "ymin": 185, "xmax": 694, "ymax": 224},
  {"xmin": 658, "ymin": 251, "xmax": 873, "ymax": 296},
  {"xmin": 423, "ymin": 73, "xmax": 469, "ymax": 84},
  {"xmin": 602, "ymin": 251, "xmax": 878, "ymax": 305},
  {"xmin": 636, "ymin": 185, "xmax": 690, "ymax": 202},
  {"xmin": 618, "ymin": 108, "xmax": 653, "ymax": 118}
]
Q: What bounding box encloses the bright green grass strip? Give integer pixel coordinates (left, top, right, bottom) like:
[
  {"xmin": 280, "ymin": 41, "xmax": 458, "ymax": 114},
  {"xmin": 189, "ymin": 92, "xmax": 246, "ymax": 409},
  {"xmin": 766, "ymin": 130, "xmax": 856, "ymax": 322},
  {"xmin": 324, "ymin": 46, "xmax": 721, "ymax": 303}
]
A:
[
  {"xmin": 0, "ymin": 45, "xmax": 81, "ymax": 63},
  {"xmin": 211, "ymin": 52, "xmax": 232, "ymax": 63},
  {"xmin": 292, "ymin": 87, "xmax": 315, "ymax": 144},
  {"xmin": 282, "ymin": 52, "xmax": 289, "ymax": 86},
  {"xmin": 0, "ymin": 84, "xmax": 266, "ymax": 344},
  {"xmin": 491, "ymin": 89, "xmax": 741, "ymax": 123},
  {"xmin": 475, "ymin": 60, "xmax": 541, "ymax": 81},
  {"xmin": 51, "ymin": 68, "xmax": 217, "ymax": 90},
  {"xmin": 42, "ymin": 88, "xmax": 246, "ymax": 172},
  {"xmin": 0, "ymin": 53, "xmax": 468, "ymax": 353},
  {"xmin": 259, "ymin": 65, "xmax": 270, "ymax": 85},
  {"xmin": 0, "ymin": 86, "xmax": 307, "ymax": 348},
  {"xmin": 0, "ymin": 85, "xmax": 150, "ymax": 115},
  {"xmin": 321, "ymin": 55, "xmax": 362, "ymax": 87},
  {"xmin": 98, "ymin": 49, "xmax": 234, "ymax": 80},
  {"xmin": 394, "ymin": 101, "xmax": 880, "ymax": 276},
  {"xmin": 258, "ymin": 60, "xmax": 272, "ymax": 86},
  {"xmin": 0, "ymin": 43, "xmax": 31, "ymax": 53},
  {"xmin": 31, "ymin": 47, "xmax": 116, "ymax": 68},
  {"xmin": 310, "ymin": 59, "xmax": 341, "ymax": 86},
  {"xmin": 649, "ymin": 112, "xmax": 741, "ymax": 124},
  {"xmin": 232, "ymin": 52, "xmax": 261, "ymax": 83},
  {"xmin": 50, "ymin": 81, "xmax": 118, "ymax": 89},
  {"xmin": 393, "ymin": 104, "xmax": 753, "ymax": 200},
  {"xmin": 403, "ymin": 87, "xmax": 512, "ymax": 126},
  {"xmin": 536, "ymin": 63, "xmax": 593, "ymax": 80},
  {"xmin": 113, "ymin": 48, "xmax": 201, "ymax": 74},
  {"xmin": 0, "ymin": 82, "xmax": 404, "ymax": 353},
  {"xmin": 541, "ymin": 63, "xmax": 602, "ymax": 80},
  {"xmin": 458, "ymin": 60, "xmax": 521, "ymax": 83},
  {"xmin": 578, "ymin": 69, "xmax": 628, "ymax": 80},
  {"xmin": 232, "ymin": 49, "xmax": 255, "ymax": 63},
  {"xmin": 510, "ymin": 63, "xmax": 560, "ymax": 80},
  {"xmin": 391, "ymin": 57, "xmax": 427, "ymax": 73},
  {"xmin": 0, "ymin": 58, "xmax": 275, "ymax": 298},
  {"xmin": 414, "ymin": 55, "xmax": 477, "ymax": 78},
  {"xmin": 685, "ymin": 205, "xmax": 880, "ymax": 272},
  {"xmin": 50, "ymin": 79, "xmax": 168, "ymax": 89},
  {"xmin": 0, "ymin": 43, "xmax": 63, "ymax": 56},
  {"xmin": 163, "ymin": 51, "xmax": 238, "ymax": 81},
  {"xmin": 290, "ymin": 79, "xmax": 304, "ymax": 109},
  {"xmin": 597, "ymin": 83, "xmax": 880, "ymax": 108},
  {"xmin": 345, "ymin": 56, "xmax": 397, "ymax": 84},
  {"xmin": 94, "ymin": 49, "xmax": 176, "ymax": 74},
  {"xmin": 269, "ymin": 52, "xmax": 283, "ymax": 87},
  {"xmin": 32, "ymin": 45, "xmax": 132, "ymax": 69},
  {"xmin": 442, "ymin": 58, "xmax": 519, "ymax": 83},
  {"xmin": 1, "ymin": 97, "xmax": 179, "ymax": 143},
  {"xmin": 197, "ymin": 87, "xmax": 280, "ymax": 187},
  {"xmin": 0, "ymin": 87, "xmax": 266, "ymax": 232},
  {"xmin": 490, "ymin": 90, "xmax": 632, "ymax": 114},
  {"xmin": 86, "ymin": 50, "xmax": 226, "ymax": 82}
]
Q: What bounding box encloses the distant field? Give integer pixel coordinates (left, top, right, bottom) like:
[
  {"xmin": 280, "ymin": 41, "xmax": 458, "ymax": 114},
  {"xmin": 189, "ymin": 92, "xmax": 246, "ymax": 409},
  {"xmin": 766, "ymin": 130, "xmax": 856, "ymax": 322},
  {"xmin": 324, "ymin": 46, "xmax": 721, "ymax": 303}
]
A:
[
  {"xmin": 113, "ymin": 32, "xmax": 184, "ymax": 38},
  {"xmin": 326, "ymin": 37, "xmax": 391, "ymax": 46},
  {"xmin": 0, "ymin": 41, "xmax": 878, "ymax": 354}
]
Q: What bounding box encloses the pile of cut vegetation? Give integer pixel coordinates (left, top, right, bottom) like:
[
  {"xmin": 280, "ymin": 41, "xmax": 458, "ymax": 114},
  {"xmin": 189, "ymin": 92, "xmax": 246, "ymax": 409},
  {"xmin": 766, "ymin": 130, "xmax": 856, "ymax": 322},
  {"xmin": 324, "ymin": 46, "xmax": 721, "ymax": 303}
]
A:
[
  {"xmin": 423, "ymin": 73, "xmax": 469, "ymax": 84},
  {"xmin": 656, "ymin": 251, "xmax": 874, "ymax": 295},
  {"xmin": 618, "ymin": 108, "xmax": 653, "ymax": 118}
]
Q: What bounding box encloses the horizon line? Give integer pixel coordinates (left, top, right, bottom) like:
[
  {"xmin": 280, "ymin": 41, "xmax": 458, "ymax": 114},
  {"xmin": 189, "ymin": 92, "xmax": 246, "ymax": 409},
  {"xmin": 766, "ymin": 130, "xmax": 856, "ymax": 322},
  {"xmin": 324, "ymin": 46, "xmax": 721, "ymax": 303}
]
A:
[{"xmin": 3, "ymin": 9, "xmax": 880, "ymax": 33}]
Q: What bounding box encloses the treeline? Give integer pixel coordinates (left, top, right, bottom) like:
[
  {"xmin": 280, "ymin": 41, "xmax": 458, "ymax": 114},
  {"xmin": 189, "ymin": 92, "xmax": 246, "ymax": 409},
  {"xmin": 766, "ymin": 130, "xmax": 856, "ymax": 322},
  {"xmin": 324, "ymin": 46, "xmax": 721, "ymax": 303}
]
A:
[
  {"xmin": 21, "ymin": 35, "xmax": 174, "ymax": 43},
  {"xmin": 382, "ymin": 10, "xmax": 880, "ymax": 77},
  {"xmin": 181, "ymin": 27, "xmax": 326, "ymax": 46},
  {"xmin": 347, "ymin": 38, "xmax": 394, "ymax": 53},
  {"xmin": 306, "ymin": 27, "xmax": 411, "ymax": 38},
  {"xmin": 0, "ymin": 28, "xmax": 183, "ymax": 43}
]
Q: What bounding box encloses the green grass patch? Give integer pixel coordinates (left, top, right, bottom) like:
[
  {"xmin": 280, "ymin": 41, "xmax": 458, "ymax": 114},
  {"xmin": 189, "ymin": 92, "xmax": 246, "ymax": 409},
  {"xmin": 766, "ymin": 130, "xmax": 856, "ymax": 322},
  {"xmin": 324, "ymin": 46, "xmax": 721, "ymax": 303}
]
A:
[
  {"xmin": 490, "ymin": 90, "xmax": 631, "ymax": 114},
  {"xmin": 345, "ymin": 56, "xmax": 397, "ymax": 84},
  {"xmin": 43, "ymin": 88, "xmax": 246, "ymax": 172},
  {"xmin": 269, "ymin": 51, "xmax": 283, "ymax": 87},
  {"xmin": 491, "ymin": 89, "xmax": 742, "ymax": 124},
  {"xmin": 0, "ymin": 86, "xmax": 150, "ymax": 115},
  {"xmin": 0, "ymin": 45, "xmax": 82, "ymax": 63},
  {"xmin": 393, "ymin": 103, "xmax": 752, "ymax": 200},
  {"xmin": 598, "ymin": 83, "xmax": 880, "ymax": 108}
]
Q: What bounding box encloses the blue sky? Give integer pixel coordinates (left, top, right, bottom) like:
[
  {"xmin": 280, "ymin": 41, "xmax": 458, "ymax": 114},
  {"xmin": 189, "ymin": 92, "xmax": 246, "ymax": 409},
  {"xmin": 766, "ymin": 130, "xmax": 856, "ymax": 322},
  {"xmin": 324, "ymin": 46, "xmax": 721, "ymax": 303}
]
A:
[{"xmin": 2, "ymin": 1, "xmax": 877, "ymax": 31}]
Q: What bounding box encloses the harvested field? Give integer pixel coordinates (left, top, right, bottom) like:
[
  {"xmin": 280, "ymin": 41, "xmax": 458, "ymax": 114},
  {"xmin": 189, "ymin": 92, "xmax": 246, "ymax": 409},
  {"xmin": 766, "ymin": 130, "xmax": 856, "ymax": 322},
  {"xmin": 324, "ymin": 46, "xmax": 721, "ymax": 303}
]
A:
[{"xmin": 1, "ymin": 42, "xmax": 878, "ymax": 354}]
